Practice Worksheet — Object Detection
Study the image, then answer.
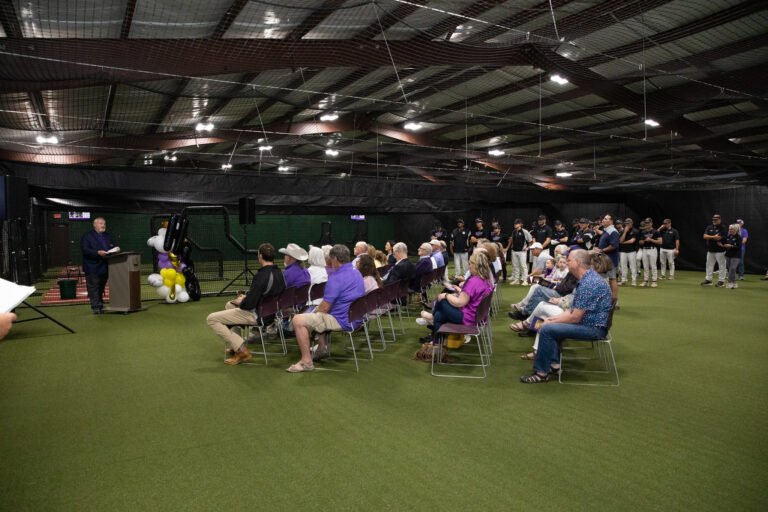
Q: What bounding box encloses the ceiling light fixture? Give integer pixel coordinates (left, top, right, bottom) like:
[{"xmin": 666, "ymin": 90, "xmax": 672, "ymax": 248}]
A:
[
  {"xmin": 404, "ymin": 121, "xmax": 423, "ymax": 131},
  {"xmin": 325, "ymin": 149, "xmax": 339, "ymax": 157},
  {"xmin": 550, "ymin": 74, "xmax": 569, "ymax": 85},
  {"xmin": 319, "ymin": 113, "xmax": 339, "ymax": 122},
  {"xmin": 644, "ymin": 119, "xmax": 660, "ymax": 127},
  {"xmin": 488, "ymin": 149, "xmax": 505, "ymax": 157},
  {"xmin": 221, "ymin": 163, "xmax": 232, "ymax": 170},
  {"xmin": 556, "ymin": 171, "xmax": 573, "ymax": 177},
  {"xmin": 36, "ymin": 134, "xmax": 59, "ymax": 144},
  {"xmin": 258, "ymin": 145, "xmax": 273, "ymax": 151},
  {"xmin": 278, "ymin": 166, "xmax": 290, "ymax": 172},
  {"xmin": 195, "ymin": 122, "xmax": 214, "ymax": 132}
]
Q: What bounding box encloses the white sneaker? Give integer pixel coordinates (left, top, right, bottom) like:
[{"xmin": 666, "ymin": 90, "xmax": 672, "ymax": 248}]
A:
[
  {"xmin": 463, "ymin": 335, "xmax": 472, "ymax": 344},
  {"xmin": 415, "ymin": 318, "xmax": 429, "ymax": 326}
]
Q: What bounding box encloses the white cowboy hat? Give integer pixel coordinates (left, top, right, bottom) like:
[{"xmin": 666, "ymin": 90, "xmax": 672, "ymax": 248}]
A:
[{"xmin": 279, "ymin": 243, "xmax": 308, "ymax": 261}]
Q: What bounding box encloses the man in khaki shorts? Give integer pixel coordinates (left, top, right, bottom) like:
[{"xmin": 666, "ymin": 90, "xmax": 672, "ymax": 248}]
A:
[
  {"xmin": 287, "ymin": 244, "xmax": 365, "ymax": 373},
  {"xmin": 206, "ymin": 243, "xmax": 285, "ymax": 365}
]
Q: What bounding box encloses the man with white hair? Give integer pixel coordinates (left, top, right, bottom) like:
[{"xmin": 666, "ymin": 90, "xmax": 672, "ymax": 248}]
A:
[
  {"xmin": 352, "ymin": 241, "xmax": 368, "ymax": 268},
  {"xmin": 520, "ymin": 249, "xmax": 612, "ymax": 383},
  {"xmin": 383, "ymin": 242, "xmax": 415, "ymax": 285},
  {"xmin": 81, "ymin": 216, "xmax": 117, "ymax": 314}
]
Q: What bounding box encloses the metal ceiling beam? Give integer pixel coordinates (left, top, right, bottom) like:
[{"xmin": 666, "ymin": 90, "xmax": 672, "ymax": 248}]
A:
[
  {"xmin": 353, "ymin": 1, "xmax": 425, "ymax": 41},
  {"xmin": 233, "ymin": 69, "xmax": 322, "ymax": 128},
  {"xmin": 120, "ymin": 0, "xmax": 137, "ymax": 39},
  {"xmin": 100, "ymin": 84, "xmax": 116, "ymax": 137},
  {"xmin": 462, "ymin": 0, "xmax": 577, "ymax": 44},
  {"xmin": 212, "ymin": 0, "xmax": 250, "ymax": 39},
  {"xmin": 0, "ymin": 40, "xmax": 533, "ymax": 93},
  {"xmin": 0, "ymin": 0, "xmax": 22, "ymax": 38},
  {"xmin": 287, "ymin": 0, "xmax": 347, "ymax": 40},
  {"xmin": 413, "ymin": 0, "xmax": 507, "ymax": 42}
]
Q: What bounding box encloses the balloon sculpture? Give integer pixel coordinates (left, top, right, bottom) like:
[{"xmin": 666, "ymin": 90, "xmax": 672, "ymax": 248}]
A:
[{"xmin": 147, "ymin": 227, "xmax": 190, "ymax": 303}]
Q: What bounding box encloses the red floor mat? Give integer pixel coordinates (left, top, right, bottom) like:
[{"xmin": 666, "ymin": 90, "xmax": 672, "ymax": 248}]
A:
[{"xmin": 40, "ymin": 267, "xmax": 110, "ymax": 306}]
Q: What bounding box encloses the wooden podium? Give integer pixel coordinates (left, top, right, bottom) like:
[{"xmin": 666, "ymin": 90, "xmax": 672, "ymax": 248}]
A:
[{"xmin": 106, "ymin": 252, "xmax": 142, "ymax": 313}]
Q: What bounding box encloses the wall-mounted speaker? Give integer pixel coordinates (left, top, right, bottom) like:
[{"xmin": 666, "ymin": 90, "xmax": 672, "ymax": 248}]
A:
[{"xmin": 0, "ymin": 176, "xmax": 29, "ymax": 221}]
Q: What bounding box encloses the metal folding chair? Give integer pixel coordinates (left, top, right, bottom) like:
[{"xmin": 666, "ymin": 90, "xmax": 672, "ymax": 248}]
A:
[
  {"xmin": 237, "ymin": 294, "xmax": 287, "ymax": 364},
  {"xmin": 326, "ymin": 295, "xmax": 374, "ymax": 372},
  {"xmin": 558, "ymin": 301, "xmax": 619, "ymax": 386},
  {"xmin": 432, "ymin": 293, "xmax": 494, "ymax": 379}
]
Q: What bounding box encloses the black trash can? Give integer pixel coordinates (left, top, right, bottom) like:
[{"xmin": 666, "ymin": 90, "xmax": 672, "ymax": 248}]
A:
[{"xmin": 58, "ymin": 279, "xmax": 78, "ymax": 300}]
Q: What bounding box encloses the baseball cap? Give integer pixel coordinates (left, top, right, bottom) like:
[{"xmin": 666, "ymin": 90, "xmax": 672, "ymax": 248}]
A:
[{"xmin": 530, "ymin": 242, "xmax": 543, "ymax": 249}]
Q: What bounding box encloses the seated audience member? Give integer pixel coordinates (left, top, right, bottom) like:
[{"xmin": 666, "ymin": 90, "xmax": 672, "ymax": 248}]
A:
[
  {"xmin": 206, "ymin": 243, "xmax": 286, "ymax": 365},
  {"xmin": 520, "ymin": 249, "xmax": 612, "ymax": 383},
  {"xmin": 307, "ymin": 245, "xmax": 329, "ymax": 305},
  {"xmin": 358, "ymin": 253, "xmax": 383, "ymax": 294},
  {"xmin": 279, "ymin": 243, "xmax": 310, "ymax": 288},
  {"xmin": 410, "ymin": 243, "xmax": 434, "ymax": 290},
  {"xmin": 288, "ymin": 244, "xmax": 365, "ymax": 372},
  {"xmin": 429, "ymin": 239, "xmax": 445, "ymax": 268},
  {"xmin": 550, "ymin": 256, "xmax": 569, "ymax": 282},
  {"xmin": 321, "ymin": 245, "xmax": 333, "ymax": 270},
  {"xmin": 352, "ymin": 241, "xmax": 368, "ymax": 268},
  {"xmin": 527, "ymin": 242, "xmax": 548, "ymax": 279},
  {"xmin": 0, "ymin": 312, "xmax": 16, "ymax": 340},
  {"xmin": 512, "ymin": 294, "xmax": 574, "ymax": 360},
  {"xmin": 416, "ymin": 252, "xmax": 494, "ymax": 343},
  {"xmin": 510, "ymin": 269, "xmax": 578, "ymax": 318},
  {"xmin": 374, "ymin": 250, "xmax": 388, "ymax": 268},
  {"xmin": 383, "ymin": 242, "xmax": 415, "ymax": 285},
  {"xmin": 384, "ymin": 240, "xmax": 397, "ymax": 266}
]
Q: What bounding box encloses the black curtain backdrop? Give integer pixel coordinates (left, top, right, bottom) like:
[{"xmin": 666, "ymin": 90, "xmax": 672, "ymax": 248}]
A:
[{"xmin": 5, "ymin": 163, "xmax": 767, "ymax": 275}]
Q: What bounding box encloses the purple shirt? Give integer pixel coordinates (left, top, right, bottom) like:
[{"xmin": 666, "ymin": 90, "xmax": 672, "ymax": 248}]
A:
[
  {"xmin": 324, "ymin": 262, "xmax": 365, "ymax": 330},
  {"xmin": 461, "ymin": 276, "xmax": 494, "ymax": 326},
  {"xmin": 284, "ymin": 262, "xmax": 310, "ymax": 289}
]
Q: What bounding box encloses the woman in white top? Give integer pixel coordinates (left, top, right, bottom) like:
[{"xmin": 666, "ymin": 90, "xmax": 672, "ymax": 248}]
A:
[{"xmin": 307, "ymin": 245, "xmax": 328, "ymax": 305}]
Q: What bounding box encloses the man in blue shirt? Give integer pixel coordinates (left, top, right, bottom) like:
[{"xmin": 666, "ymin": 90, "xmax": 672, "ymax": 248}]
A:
[
  {"xmin": 429, "ymin": 239, "xmax": 445, "ymax": 268},
  {"xmin": 520, "ymin": 249, "xmax": 612, "ymax": 383},
  {"xmin": 80, "ymin": 217, "xmax": 116, "ymax": 314},
  {"xmin": 288, "ymin": 244, "xmax": 365, "ymax": 373}
]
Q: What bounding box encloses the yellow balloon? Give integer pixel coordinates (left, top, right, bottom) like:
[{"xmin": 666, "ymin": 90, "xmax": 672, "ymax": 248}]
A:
[
  {"xmin": 163, "ymin": 278, "xmax": 174, "ymax": 288},
  {"xmin": 175, "ymin": 273, "xmax": 186, "ymax": 286}
]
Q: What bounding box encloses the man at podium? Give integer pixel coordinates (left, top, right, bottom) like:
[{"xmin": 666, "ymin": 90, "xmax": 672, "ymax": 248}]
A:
[{"xmin": 81, "ymin": 217, "xmax": 116, "ymax": 314}]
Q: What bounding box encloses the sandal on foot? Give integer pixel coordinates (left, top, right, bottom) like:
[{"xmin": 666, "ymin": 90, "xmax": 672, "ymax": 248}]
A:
[
  {"xmin": 286, "ymin": 362, "xmax": 315, "ymax": 373},
  {"xmin": 520, "ymin": 351, "xmax": 536, "ymax": 360},
  {"xmin": 509, "ymin": 321, "xmax": 528, "ymax": 333},
  {"xmin": 520, "ymin": 372, "xmax": 550, "ymax": 384}
]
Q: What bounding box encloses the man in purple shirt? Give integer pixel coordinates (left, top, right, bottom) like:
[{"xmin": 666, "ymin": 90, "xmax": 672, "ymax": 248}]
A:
[
  {"xmin": 279, "ymin": 243, "xmax": 310, "ymax": 288},
  {"xmin": 287, "ymin": 244, "xmax": 365, "ymax": 373}
]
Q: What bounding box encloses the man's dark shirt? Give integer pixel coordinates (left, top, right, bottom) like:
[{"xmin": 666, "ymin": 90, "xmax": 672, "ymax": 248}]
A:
[
  {"xmin": 240, "ymin": 265, "xmax": 286, "ymax": 311},
  {"xmin": 704, "ymin": 224, "xmax": 727, "ymax": 252},
  {"xmin": 450, "ymin": 227, "xmax": 470, "ymax": 252},
  {"xmin": 81, "ymin": 230, "xmax": 116, "ymax": 276},
  {"xmin": 619, "ymin": 228, "xmax": 640, "ymax": 253},
  {"xmin": 430, "ymin": 228, "xmax": 447, "ymax": 241},
  {"xmin": 510, "ymin": 228, "xmax": 528, "ymax": 251},
  {"xmin": 383, "ymin": 258, "xmax": 416, "ymax": 285},
  {"xmin": 660, "ymin": 227, "xmax": 679, "ymax": 250},
  {"xmin": 553, "ymin": 227, "xmax": 569, "ymax": 244},
  {"xmin": 532, "ymin": 225, "xmax": 553, "ymax": 245}
]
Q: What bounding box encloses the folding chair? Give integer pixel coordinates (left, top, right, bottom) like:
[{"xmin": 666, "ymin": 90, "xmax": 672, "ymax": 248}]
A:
[
  {"xmin": 292, "ymin": 283, "xmax": 311, "ymax": 312},
  {"xmin": 237, "ymin": 294, "xmax": 287, "ymax": 365},
  {"xmin": 557, "ymin": 302, "xmax": 619, "ymax": 386},
  {"xmin": 326, "ymin": 295, "xmax": 374, "ymax": 372},
  {"xmin": 307, "ymin": 281, "xmax": 326, "ymax": 306},
  {"xmin": 432, "ymin": 293, "xmax": 493, "ymax": 378},
  {"xmin": 364, "ymin": 287, "xmax": 397, "ymax": 351}
]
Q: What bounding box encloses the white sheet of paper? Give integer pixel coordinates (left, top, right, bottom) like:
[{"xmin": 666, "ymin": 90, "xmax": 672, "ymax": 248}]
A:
[{"xmin": 0, "ymin": 278, "xmax": 36, "ymax": 313}]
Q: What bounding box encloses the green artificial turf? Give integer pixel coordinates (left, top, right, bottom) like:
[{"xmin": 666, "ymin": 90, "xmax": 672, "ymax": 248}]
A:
[{"xmin": 1, "ymin": 271, "xmax": 767, "ymax": 511}]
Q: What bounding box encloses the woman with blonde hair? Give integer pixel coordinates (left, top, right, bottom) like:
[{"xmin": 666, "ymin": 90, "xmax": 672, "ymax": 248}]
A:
[{"xmin": 417, "ymin": 252, "xmax": 494, "ymax": 344}]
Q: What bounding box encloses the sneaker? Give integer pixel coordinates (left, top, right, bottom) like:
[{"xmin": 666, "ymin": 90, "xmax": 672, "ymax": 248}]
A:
[
  {"xmin": 631, "ymin": 281, "xmax": 637, "ymax": 287},
  {"xmin": 420, "ymin": 311, "xmax": 434, "ymax": 322},
  {"xmin": 463, "ymin": 335, "xmax": 472, "ymax": 344},
  {"xmin": 733, "ymin": 283, "xmax": 739, "ymax": 289},
  {"xmin": 668, "ymin": 276, "xmax": 674, "ymax": 280},
  {"xmin": 659, "ymin": 275, "xmax": 666, "ymax": 280},
  {"xmin": 738, "ymin": 276, "xmax": 744, "ymax": 281},
  {"xmin": 700, "ymin": 280, "xmax": 713, "ymax": 286},
  {"xmin": 521, "ymin": 281, "xmax": 530, "ymax": 287},
  {"xmin": 312, "ymin": 349, "xmax": 330, "ymax": 362},
  {"xmin": 415, "ymin": 318, "xmax": 429, "ymax": 326},
  {"xmin": 650, "ymin": 282, "xmax": 658, "ymax": 288},
  {"xmin": 617, "ymin": 281, "xmax": 626, "ymax": 287},
  {"xmin": 715, "ymin": 281, "xmax": 725, "ymax": 288},
  {"xmin": 640, "ymin": 281, "xmax": 648, "ymax": 287}
]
